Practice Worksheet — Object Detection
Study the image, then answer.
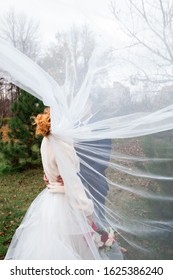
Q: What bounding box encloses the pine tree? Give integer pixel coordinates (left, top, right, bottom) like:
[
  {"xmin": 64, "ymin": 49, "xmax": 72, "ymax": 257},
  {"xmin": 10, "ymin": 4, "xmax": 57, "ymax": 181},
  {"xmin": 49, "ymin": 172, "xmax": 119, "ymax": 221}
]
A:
[{"xmin": 0, "ymin": 89, "xmax": 45, "ymax": 169}]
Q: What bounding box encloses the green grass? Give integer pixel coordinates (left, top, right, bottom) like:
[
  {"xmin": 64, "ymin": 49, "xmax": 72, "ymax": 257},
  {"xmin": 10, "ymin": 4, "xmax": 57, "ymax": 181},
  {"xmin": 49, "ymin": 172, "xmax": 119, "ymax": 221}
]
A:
[
  {"xmin": 0, "ymin": 167, "xmax": 44, "ymax": 259},
  {"xmin": 106, "ymin": 137, "xmax": 173, "ymax": 260},
  {"xmin": 0, "ymin": 136, "xmax": 173, "ymax": 260}
]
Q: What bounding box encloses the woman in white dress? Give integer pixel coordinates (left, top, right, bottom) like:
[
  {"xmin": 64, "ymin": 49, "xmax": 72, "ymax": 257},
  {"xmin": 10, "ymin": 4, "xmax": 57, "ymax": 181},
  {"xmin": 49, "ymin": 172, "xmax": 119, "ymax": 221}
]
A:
[{"xmin": 5, "ymin": 108, "xmax": 123, "ymax": 260}]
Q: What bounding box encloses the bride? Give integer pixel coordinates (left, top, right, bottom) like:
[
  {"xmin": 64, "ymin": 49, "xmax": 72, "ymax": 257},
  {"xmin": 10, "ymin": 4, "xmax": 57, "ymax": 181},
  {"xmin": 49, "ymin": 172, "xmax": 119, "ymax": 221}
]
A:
[
  {"xmin": 4, "ymin": 107, "xmax": 123, "ymax": 260},
  {"xmin": 0, "ymin": 1, "xmax": 173, "ymax": 257}
]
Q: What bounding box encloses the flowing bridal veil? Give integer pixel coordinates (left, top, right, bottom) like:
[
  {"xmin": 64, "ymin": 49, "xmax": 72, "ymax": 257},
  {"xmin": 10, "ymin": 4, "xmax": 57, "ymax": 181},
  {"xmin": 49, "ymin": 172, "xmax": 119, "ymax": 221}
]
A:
[{"xmin": 0, "ymin": 0, "xmax": 173, "ymax": 259}]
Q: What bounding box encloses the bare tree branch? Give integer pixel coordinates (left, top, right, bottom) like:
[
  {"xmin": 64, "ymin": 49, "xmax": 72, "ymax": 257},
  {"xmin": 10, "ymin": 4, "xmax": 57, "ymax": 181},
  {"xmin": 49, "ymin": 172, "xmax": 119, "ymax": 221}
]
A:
[
  {"xmin": 110, "ymin": 0, "xmax": 173, "ymax": 84},
  {"xmin": 127, "ymin": 0, "xmax": 173, "ymax": 62},
  {"xmin": 0, "ymin": 8, "xmax": 40, "ymax": 61}
]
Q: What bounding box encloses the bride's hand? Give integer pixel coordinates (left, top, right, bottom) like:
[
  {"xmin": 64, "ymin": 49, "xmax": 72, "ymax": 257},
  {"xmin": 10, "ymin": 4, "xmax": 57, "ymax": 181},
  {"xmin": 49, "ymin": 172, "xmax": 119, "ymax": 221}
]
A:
[
  {"xmin": 57, "ymin": 175, "xmax": 64, "ymax": 186},
  {"xmin": 43, "ymin": 174, "xmax": 49, "ymax": 185},
  {"xmin": 43, "ymin": 174, "xmax": 64, "ymax": 186}
]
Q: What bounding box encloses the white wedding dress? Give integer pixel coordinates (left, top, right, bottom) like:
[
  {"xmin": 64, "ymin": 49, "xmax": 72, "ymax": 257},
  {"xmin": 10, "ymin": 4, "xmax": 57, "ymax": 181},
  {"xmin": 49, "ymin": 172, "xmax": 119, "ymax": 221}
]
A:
[{"xmin": 5, "ymin": 136, "xmax": 123, "ymax": 260}]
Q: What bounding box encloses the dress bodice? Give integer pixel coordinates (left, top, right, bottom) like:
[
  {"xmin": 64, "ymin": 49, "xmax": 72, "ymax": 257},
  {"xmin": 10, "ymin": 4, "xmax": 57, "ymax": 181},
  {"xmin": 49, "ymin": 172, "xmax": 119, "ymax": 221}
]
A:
[
  {"xmin": 41, "ymin": 137, "xmax": 61, "ymax": 185},
  {"xmin": 40, "ymin": 137, "xmax": 93, "ymax": 216}
]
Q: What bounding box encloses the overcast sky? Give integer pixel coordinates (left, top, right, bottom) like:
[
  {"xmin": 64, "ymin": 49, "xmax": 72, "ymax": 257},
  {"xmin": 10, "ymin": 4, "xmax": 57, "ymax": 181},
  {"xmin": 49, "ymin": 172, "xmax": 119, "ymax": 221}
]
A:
[
  {"xmin": 0, "ymin": 0, "xmax": 132, "ymax": 89},
  {"xmin": 0, "ymin": 0, "xmax": 124, "ymax": 46},
  {"xmin": 0, "ymin": 0, "xmax": 168, "ymax": 94}
]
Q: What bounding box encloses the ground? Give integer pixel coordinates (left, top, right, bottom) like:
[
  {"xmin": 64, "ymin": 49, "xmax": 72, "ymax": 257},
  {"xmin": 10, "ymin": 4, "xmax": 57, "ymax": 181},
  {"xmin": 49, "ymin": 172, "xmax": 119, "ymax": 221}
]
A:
[
  {"xmin": 0, "ymin": 167, "xmax": 43, "ymax": 259},
  {"xmin": 0, "ymin": 138, "xmax": 173, "ymax": 259}
]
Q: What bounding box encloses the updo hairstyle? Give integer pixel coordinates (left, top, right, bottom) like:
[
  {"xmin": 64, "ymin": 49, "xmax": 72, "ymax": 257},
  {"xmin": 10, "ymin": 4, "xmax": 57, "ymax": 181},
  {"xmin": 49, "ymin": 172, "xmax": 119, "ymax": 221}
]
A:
[{"xmin": 34, "ymin": 107, "xmax": 50, "ymax": 137}]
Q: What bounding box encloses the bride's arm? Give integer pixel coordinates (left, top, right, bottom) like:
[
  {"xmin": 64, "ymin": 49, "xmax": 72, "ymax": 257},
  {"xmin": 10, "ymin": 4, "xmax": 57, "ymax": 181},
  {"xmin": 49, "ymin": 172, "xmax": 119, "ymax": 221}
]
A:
[{"xmin": 71, "ymin": 178, "xmax": 94, "ymax": 217}]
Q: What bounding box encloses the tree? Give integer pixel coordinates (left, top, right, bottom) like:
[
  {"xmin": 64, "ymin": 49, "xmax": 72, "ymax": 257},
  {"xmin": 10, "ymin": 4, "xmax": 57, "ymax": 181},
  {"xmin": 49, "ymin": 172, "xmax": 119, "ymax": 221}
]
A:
[
  {"xmin": 0, "ymin": 90, "xmax": 45, "ymax": 168},
  {"xmin": 40, "ymin": 25, "xmax": 96, "ymax": 87},
  {"xmin": 110, "ymin": 0, "xmax": 173, "ymax": 85},
  {"xmin": 0, "ymin": 7, "xmax": 40, "ymax": 61},
  {"xmin": 0, "ymin": 77, "xmax": 6, "ymax": 124},
  {"xmin": 0, "ymin": 72, "xmax": 20, "ymax": 121},
  {"xmin": 0, "ymin": 8, "xmax": 40, "ymax": 120}
]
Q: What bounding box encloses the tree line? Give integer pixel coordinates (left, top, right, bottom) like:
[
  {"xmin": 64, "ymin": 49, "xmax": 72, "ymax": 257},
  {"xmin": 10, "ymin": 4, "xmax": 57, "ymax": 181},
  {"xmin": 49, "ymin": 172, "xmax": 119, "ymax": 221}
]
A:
[{"xmin": 1, "ymin": 1, "xmax": 173, "ymax": 170}]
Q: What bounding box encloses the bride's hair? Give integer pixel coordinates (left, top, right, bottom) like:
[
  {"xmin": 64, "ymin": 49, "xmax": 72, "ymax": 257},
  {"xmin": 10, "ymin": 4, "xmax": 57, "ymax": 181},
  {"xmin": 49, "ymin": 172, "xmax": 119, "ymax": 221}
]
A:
[{"xmin": 34, "ymin": 107, "xmax": 51, "ymax": 137}]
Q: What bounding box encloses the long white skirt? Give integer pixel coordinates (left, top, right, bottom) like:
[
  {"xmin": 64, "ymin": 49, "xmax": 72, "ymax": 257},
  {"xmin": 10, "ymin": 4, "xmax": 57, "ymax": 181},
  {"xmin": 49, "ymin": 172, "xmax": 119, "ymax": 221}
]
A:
[{"xmin": 5, "ymin": 188, "xmax": 123, "ymax": 260}]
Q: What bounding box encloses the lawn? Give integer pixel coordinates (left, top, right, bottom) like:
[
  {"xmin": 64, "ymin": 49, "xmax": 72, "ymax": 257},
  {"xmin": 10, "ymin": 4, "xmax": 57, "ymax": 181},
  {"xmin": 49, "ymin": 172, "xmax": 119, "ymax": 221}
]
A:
[
  {"xmin": 0, "ymin": 137, "xmax": 173, "ymax": 260},
  {"xmin": 0, "ymin": 166, "xmax": 44, "ymax": 259},
  {"xmin": 106, "ymin": 137, "xmax": 173, "ymax": 260}
]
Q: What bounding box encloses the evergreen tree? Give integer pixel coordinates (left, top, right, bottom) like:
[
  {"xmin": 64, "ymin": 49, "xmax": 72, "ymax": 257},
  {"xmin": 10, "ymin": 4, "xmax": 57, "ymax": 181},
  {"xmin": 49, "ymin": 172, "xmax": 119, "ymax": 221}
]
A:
[{"xmin": 0, "ymin": 89, "xmax": 45, "ymax": 168}]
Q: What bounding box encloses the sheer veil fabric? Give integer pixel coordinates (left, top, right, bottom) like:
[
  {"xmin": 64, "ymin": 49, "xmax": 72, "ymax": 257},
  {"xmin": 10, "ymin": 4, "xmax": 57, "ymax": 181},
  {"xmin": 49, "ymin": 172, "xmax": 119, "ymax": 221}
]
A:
[{"xmin": 0, "ymin": 0, "xmax": 173, "ymax": 259}]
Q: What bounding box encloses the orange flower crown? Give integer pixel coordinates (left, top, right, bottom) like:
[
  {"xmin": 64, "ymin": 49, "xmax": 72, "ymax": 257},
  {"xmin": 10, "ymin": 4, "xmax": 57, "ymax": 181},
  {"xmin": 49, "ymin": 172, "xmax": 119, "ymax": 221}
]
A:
[{"xmin": 34, "ymin": 108, "xmax": 51, "ymax": 137}]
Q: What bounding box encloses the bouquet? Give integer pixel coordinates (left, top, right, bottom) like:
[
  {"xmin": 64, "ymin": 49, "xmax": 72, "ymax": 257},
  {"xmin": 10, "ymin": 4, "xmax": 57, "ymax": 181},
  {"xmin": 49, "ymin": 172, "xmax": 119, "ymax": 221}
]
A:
[{"xmin": 91, "ymin": 222, "xmax": 118, "ymax": 250}]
